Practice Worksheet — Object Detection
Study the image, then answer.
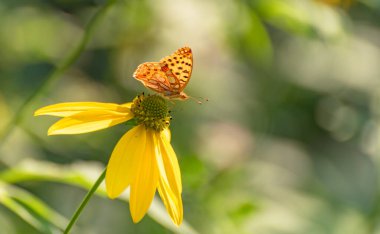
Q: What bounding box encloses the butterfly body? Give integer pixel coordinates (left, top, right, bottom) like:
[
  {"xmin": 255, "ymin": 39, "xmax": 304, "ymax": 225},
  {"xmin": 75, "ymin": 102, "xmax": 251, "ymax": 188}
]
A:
[{"xmin": 133, "ymin": 47, "xmax": 193, "ymax": 100}]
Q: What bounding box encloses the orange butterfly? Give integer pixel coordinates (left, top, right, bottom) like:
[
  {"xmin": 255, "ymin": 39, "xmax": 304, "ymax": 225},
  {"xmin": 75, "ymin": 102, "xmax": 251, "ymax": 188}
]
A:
[{"xmin": 133, "ymin": 46, "xmax": 193, "ymax": 100}]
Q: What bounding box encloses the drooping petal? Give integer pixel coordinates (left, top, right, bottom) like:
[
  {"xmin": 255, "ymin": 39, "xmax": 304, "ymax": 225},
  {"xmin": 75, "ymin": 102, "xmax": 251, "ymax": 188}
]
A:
[
  {"xmin": 35, "ymin": 102, "xmax": 132, "ymax": 117},
  {"xmin": 155, "ymin": 131, "xmax": 183, "ymax": 225},
  {"xmin": 129, "ymin": 127, "xmax": 159, "ymax": 223},
  {"xmin": 157, "ymin": 130, "xmax": 182, "ymax": 194},
  {"xmin": 157, "ymin": 175, "xmax": 183, "ymax": 226},
  {"xmin": 106, "ymin": 125, "xmax": 146, "ymax": 199},
  {"xmin": 48, "ymin": 110, "xmax": 133, "ymax": 135}
]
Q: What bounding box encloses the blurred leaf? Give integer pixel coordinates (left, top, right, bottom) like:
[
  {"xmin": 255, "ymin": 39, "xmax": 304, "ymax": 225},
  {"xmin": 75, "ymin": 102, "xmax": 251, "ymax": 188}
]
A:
[
  {"xmin": 228, "ymin": 202, "xmax": 257, "ymax": 225},
  {"xmin": 228, "ymin": 6, "xmax": 273, "ymax": 66},
  {"xmin": 0, "ymin": 159, "xmax": 199, "ymax": 234},
  {"xmin": 255, "ymin": 0, "xmax": 315, "ymax": 36},
  {"xmin": 0, "ymin": 182, "xmax": 67, "ymax": 233},
  {"xmin": 246, "ymin": 11, "xmax": 273, "ymax": 65}
]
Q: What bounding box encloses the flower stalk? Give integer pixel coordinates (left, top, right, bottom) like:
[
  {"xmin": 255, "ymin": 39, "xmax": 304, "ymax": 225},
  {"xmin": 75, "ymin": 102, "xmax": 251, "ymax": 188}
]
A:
[{"xmin": 64, "ymin": 168, "xmax": 106, "ymax": 234}]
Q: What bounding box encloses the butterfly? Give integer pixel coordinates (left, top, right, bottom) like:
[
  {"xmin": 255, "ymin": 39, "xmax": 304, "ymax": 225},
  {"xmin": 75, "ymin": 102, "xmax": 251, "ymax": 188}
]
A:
[{"xmin": 133, "ymin": 46, "xmax": 193, "ymax": 100}]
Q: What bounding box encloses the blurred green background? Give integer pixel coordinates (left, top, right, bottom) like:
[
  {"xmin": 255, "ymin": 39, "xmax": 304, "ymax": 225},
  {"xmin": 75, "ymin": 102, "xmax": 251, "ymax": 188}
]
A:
[{"xmin": 1, "ymin": 0, "xmax": 380, "ymax": 233}]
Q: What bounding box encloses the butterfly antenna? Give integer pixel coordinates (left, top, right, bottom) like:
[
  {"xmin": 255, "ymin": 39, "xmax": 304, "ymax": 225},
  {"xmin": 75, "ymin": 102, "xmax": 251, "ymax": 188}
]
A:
[
  {"xmin": 188, "ymin": 96, "xmax": 208, "ymax": 104},
  {"xmin": 200, "ymin": 97, "xmax": 209, "ymax": 102}
]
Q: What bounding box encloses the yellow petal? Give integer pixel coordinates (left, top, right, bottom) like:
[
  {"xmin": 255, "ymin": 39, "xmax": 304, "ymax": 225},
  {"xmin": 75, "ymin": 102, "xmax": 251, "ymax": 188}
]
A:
[
  {"xmin": 35, "ymin": 102, "xmax": 132, "ymax": 117},
  {"xmin": 48, "ymin": 110, "xmax": 133, "ymax": 135},
  {"xmin": 106, "ymin": 125, "xmax": 146, "ymax": 199},
  {"xmin": 157, "ymin": 130, "xmax": 182, "ymax": 194},
  {"xmin": 121, "ymin": 103, "xmax": 133, "ymax": 108},
  {"xmin": 157, "ymin": 175, "xmax": 183, "ymax": 226},
  {"xmin": 130, "ymin": 127, "xmax": 159, "ymax": 223},
  {"xmin": 155, "ymin": 130, "xmax": 183, "ymax": 225},
  {"xmin": 162, "ymin": 127, "xmax": 171, "ymax": 142}
]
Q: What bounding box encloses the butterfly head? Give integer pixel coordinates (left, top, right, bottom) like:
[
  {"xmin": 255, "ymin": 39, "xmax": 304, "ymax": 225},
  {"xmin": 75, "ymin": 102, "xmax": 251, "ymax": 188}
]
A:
[{"xmin": 179, "ymin": 92, "xmax": 189, "ymax": 100}]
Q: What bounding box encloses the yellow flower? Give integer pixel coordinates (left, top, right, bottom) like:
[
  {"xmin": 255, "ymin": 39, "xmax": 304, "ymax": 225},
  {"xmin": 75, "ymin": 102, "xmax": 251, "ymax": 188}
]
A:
[{"xmin": 35, "ymin": 94, "xmax": 183, "ymax": 225}]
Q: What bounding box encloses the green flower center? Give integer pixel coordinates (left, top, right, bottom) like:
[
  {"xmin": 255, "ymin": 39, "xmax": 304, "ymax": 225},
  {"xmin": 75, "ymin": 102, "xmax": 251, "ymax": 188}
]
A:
[{"xmin": 131, "ymin": 94, "xmax": 171, "ymax": 131}]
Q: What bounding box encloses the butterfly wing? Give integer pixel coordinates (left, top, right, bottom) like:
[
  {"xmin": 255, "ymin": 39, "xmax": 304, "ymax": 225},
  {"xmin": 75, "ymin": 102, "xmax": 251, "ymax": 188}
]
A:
[
  {"xmin": 133, "ymin": 62, "xmax": 180, "ymax": 96},
  {"xmin": 159, "ymin": 46, "xmax": 193, "ymax": 92},
  {"xmin": 133, "ymin": 46, "xmax": 193, "ymax": 99}
]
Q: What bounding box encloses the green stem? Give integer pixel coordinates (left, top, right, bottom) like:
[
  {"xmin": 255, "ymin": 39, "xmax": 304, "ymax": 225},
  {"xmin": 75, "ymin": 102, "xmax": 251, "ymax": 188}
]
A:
[
  {"xmin": 64, "ymin": 168, "xmax": 106, "ymax": 234},
  {"xmin": 0, "ymin": 0, "xmax": 117, "ymax": 149}
]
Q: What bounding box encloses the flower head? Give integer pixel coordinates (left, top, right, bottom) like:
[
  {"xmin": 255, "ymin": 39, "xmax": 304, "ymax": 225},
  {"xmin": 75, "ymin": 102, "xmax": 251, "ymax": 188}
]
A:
[{"xmin": 35, "ymin": 94, "xmax": 183, "ymax": 225}]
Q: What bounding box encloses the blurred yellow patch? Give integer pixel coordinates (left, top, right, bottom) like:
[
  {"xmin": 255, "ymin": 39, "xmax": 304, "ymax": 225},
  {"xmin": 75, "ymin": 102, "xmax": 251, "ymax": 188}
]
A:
[{"xmin": 316, "ymin": 0, "xmax": 354, "ymax": 8}]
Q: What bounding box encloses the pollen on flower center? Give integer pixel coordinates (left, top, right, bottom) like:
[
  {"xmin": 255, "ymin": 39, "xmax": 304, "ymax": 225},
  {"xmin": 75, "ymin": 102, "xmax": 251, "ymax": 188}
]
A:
[{"xmin": 131, "ymin": 94, "xmax": 171, "ymax": 131}]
